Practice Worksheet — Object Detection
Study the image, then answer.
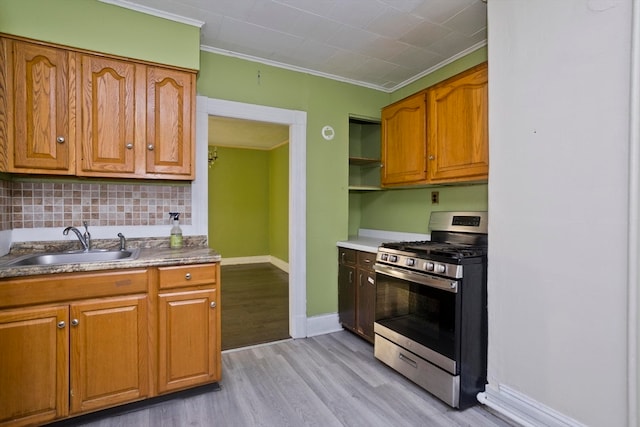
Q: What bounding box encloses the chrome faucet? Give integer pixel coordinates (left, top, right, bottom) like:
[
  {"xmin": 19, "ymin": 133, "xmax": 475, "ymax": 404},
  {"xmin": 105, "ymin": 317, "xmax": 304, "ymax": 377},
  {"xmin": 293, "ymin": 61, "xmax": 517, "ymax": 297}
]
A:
[
  {"xmin": 63, "ymin": 221, "xmax": 91, "ymax": 251},
  {"xmin": 117, "ymin": 233, "xmax": 126, "ymax": 251}
]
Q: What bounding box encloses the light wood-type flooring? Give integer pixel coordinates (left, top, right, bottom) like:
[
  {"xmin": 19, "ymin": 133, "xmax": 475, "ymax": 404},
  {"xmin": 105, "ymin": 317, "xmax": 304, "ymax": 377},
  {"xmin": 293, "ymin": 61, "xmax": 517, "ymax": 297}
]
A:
[
  {"xmin": 68, "ymin": 331, "xmax": 514, "ymax": 427},
  {"xmin": 221, "ymin": 263, "xmax": 290, "ymax": 350}
]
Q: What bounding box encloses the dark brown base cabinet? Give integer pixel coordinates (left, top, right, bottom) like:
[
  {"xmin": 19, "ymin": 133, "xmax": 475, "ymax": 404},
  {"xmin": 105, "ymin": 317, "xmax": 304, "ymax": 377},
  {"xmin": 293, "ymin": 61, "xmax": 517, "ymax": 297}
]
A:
[{"xmin": 338, "ymin": 248, "xmax": 375, "ymax": 343}]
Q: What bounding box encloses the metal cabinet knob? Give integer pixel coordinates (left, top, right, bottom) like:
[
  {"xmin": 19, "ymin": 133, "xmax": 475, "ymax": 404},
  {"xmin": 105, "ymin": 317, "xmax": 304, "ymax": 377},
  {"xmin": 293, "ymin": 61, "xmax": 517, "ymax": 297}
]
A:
[
  {"xmin": 125, "ymin": 143, "xmax": 134, "ymax": 149},
  {"xmin": 429, "ymin": 155, "xmax": 435, "ymax": 160},
  {"xmin": 147, "ymin": 144, "xmax": 155, "ymax": 151},
  {"xmin": 210, "ymin": 301, "xmax": 216, "ymax": 308},
  {"xmin": 71, "ymin": 319, "xmax": 79, "ymax": 326},
  {"xmin": 57, "ymin": 321, "xmax": 66, "ymax": 329},
  {"xmin": 56, "ymin": 136, "xmax": 65, "ymax": 144},
  {"xmin": 185, "ymin": 273, "xmax": 191, "ymax": 280}
]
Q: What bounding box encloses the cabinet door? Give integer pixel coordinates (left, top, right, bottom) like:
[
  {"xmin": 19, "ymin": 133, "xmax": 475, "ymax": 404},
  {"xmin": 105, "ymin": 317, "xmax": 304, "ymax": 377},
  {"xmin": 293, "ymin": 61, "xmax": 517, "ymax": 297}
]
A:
[
  {"xmin": 78, "ymin": 54, "xmax": 142, "ymax": 177},
  {"xmin": 356, "ymin": 270, "xmax": 375, "ymax": 342},
  {"xmin": 8, "ymin": 39, "xmax": 74, "ymax": 173},
  {"xmin": 0, "ymin": 305, "xmax": 69, "ymax": 425},
  {"xmin": 70, "ymin": 295, "xmax": 148, "ymax": 414},
  {"xmin": 338, "ymin": 263, "xmax": 356, "ymax": 331},
  {"xmin": 427, "ymin": 62, "xmax": 488, "ymax": 182},
  {"xmin": 381, "ymin": 92, "xmax": 427, "ymax": 186},
  {"xmin": 158, "ymin": 288, "xmax": 220, "ymax": 393},
  {"xmin": 145, "ymin": 67, "xmax": 194, "ymax": 178}
]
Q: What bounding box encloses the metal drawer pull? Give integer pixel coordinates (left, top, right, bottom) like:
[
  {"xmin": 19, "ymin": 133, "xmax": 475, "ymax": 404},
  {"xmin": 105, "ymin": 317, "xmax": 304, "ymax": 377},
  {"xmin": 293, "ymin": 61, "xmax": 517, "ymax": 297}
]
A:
[
  {"xmin": 56, "ymin": 136, "xmax": 65, "ymax": 144},
  {"xmin": 185, "ymin": 273, "xmax": 191, "ymax": 280},
  {"xmin": 71, "ymin": 319, "xmax": 79, "ymax": 326},
  {"xmin": 399, "ymin": 353, "xmax": 418, "ymax": 368},
  {"xmin": 210, "ymin": 301, "xmax": 216, "ymax": 308},
  {"xmin": 125, "ymin": 143, "xmax": 134, "ymax": 149},
  {"xmin": 57, "ymin": 321, "xmax": 66, "ymax": 329},
  {"xmin": 147, "ymin": 144, "xmax": 155, "ymax": 151}
]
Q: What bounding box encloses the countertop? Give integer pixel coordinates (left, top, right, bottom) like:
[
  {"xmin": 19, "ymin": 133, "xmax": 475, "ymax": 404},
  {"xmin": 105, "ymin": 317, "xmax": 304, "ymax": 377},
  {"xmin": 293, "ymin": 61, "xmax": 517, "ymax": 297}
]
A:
[
  {"xmin": 0, "ymin": 236, "xmax": 221, "ymax": 279},
  {"xmin": 337, "ymin": 229, "xmax": 430, "ymax": 253}
]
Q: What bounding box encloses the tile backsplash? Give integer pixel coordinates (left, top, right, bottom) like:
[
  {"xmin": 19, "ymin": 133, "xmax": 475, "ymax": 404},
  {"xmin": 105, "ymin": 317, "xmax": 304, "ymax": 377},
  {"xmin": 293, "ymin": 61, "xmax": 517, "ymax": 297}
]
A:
[
  {"xmin": 3, "ymin": 181, "xmax": 191, "ymax": 230},
  {"xmin": 0, "ymin": 180, "xmax": 11, "ymax": 231}
]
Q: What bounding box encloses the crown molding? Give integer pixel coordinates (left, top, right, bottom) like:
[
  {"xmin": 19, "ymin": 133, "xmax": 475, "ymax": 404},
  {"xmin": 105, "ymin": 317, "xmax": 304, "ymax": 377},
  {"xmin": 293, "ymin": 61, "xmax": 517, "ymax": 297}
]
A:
[{"xmin": 98, "ymin": 0, "xmax": 205, "ymax": 27}]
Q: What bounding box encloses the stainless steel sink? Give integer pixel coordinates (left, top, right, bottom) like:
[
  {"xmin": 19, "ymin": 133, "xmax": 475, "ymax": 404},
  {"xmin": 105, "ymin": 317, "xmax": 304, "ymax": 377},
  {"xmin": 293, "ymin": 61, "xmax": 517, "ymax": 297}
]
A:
[{"xmin": 2, "ymin": 248, "xmax": 141, "ymax": 267}]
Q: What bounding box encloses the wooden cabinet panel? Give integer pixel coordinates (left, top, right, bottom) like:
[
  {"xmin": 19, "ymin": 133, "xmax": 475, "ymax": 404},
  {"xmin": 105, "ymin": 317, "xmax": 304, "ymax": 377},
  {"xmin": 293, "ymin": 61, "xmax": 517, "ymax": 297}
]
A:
[
  {"xmin": 158, "ymin": 263, "xmax": 217, "ymax": 290},
  {"xmin": 356, "ymin": 269, "xmax": 375, "ymax": 340},
  {"xmin": 338, "ymin": 247, "xmax": 357, "ymax": 266},
  {"xmin": 338, "ymin": 249, "xmax": 375, "ymax": 342},
  {"xmin": 0, "ymin": 35, "xmax": 195, "ymax": 180},
  {"xmin": 70, "ymin": 295, "xmax": 148, "ymax": 413},
  {"xmin": 338, "ymin": 263, "xmax": 356, "ymax": 331},
  {"xmin": 427, "ymin": 62, "xmax": 488, "ymax": 182},
  {"xmin": 78, "ymin": 55, "xmax": 141, "ymax": 176},
  {"xmin": 5, "ymin": 39, "xmax": 75, "ymax": 174},
  {"xmin": 381, "ymin": 92, "xmax": 427, "ymax": 186},
  {"xmin": 157, "ymin": 288, "xmax": 220, "ymax": 393},
  {"xmin": 0, "ymin": 305, "xmax": 69, "ymax": 426},
  {"xmin": 380, "ymin": 62, "xmax": 488, "ymax": 187},
  {"xmin": 145, "ymin": 67, "xmax": 194, "ymax": 178}
]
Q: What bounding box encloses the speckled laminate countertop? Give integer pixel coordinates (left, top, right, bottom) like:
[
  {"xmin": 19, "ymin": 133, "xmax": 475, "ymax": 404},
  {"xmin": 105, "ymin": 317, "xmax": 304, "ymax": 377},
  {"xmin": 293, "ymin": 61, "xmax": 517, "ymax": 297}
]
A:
[{"xmin": 0, "ymin": 236, "xmax": 221, "ymax": 279}]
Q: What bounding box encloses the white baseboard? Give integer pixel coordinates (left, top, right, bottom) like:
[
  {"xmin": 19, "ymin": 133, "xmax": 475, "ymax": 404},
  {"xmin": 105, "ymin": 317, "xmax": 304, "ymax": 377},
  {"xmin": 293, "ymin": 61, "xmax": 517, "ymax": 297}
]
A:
[
  {"xmin": 221, "ymin": 255, "xmax": 289, "ymax": 273},
  {"xmin": 306, "ymin": 312, "xmax": 342, "ymax": 337},
  {"xmin": 477, "ymin": 385, "xmax": 586, "ymax": 427}
]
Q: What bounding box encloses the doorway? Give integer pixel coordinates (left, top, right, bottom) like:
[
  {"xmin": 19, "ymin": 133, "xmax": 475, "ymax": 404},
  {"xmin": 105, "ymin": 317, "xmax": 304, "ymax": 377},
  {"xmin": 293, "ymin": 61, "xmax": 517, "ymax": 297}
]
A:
[
  {"xmin": 208, "ymin": 116, "xmax": 290, "ymax": 349},
  {"xmin": 196, "ymin": 97, "xmax": 307, "ymax": 339}
]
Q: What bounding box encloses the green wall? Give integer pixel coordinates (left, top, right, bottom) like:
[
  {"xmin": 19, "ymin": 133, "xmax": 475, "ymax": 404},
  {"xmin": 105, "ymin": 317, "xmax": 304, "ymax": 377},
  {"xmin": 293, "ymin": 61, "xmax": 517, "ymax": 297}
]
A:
[
  {"xmin": 197, "ymin": 52, "xmax": 389, "ymax": 316},
  {"xmin": 208, "ymin": 147, "xmax": 270, "ymax": 257},
  {"xmin": 208, "ymin": 145, "xmax": 289, "ymax": 261},
  {"xmin": 269, "ymin": 144, "xmax": 289, "ymax": 262},
  {"xmin": 358, "ymin": 184, "xmax": 488, "ymax": 234},
  {"xmin": 0, "ymin": 0, "xmax": 200, "ymax": 70}
]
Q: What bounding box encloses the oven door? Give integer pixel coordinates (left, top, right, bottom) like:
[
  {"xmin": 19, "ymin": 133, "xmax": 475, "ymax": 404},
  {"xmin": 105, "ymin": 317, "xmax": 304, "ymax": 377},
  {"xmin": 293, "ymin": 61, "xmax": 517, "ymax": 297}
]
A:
[{"xmin": 374, "ymin": 263, "xmax": 461, "ymax": 374}]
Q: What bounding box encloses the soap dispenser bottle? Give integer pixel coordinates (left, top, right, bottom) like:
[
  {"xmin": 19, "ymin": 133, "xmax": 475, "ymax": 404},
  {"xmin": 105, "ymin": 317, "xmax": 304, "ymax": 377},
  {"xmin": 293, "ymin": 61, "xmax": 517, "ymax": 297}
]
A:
[{"xmin": 169, "ymin": 212, "xmax": 183, "ymax": 249}]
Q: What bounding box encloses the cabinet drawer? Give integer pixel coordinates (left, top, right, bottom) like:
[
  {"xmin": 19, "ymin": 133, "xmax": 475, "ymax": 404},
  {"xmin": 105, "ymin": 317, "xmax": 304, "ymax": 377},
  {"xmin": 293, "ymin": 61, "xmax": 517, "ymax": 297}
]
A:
[
  {"xmin": 0, "ymin": 269, "xmax": 148, "ymax": 309},
  {"xmin": 158, "ymin": 263, "xmax": 218, "ymax": 289},
  {"xmin": 357, "ymin": 251, "xmax": 376, "ymax": 270},
  {"xmin": 338, "ymin": 248, "xmax": 357, "ymax": 265}
]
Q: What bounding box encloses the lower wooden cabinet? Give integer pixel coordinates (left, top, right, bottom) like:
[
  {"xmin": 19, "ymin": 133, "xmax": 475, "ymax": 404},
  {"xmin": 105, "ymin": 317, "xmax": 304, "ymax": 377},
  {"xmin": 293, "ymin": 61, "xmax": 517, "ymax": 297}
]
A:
[
  {"xmin": 0, "ymin": 305, "xmax": 69, "ymax": 426},
  {"xmin": 70, "ymin": 295, "xmax": 148, "ymax": 414},
  {"xmin": 0, "ymin": 262, "xmax": 220, "ymax": 426},
  {"xmin": 157, "ymin": 263, "xmax": 221, "ymax": 394},
  {"xmin": 158, "ymin": 289, "xmax": 219, "ymax": 393},
  {"xmin": 338, "ymin": 248, "xmax": 376, "ymax": 343}
]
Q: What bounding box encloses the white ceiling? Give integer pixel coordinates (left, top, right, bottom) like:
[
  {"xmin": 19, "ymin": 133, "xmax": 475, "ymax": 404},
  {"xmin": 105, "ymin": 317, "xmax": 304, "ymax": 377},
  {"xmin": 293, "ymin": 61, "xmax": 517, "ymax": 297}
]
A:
[
  {"xmin": 208, "ymin": 116, "xmax": 289, "ymax": 150},
  {"xmin": 101, "ymin": 0, "xmax": 487, "ymax": 92}
]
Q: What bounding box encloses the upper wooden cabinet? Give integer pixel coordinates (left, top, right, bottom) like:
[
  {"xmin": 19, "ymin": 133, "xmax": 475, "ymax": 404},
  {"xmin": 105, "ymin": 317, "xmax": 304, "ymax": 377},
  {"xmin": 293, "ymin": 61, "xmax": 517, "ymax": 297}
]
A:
[
  {"xmin": 78, "ymin": 54, "xmax": 140, "ymax": 177},
  {"xmin": 0, "ymin": 35, "xmax": 196, "ymax": 180},
  {"xmin": 145, "ymin": 67, "xmax": 194, "ymax": 177},
  {"xmin": 381, "ymin": 92, "xmax": 427, "ymax": 186},
  {"xmin": 427, "ymin": 62, "xmax": 488, "ymax": 183},
  {"xmin": 0, "ymin": 38, "xmax": 76, "ymax": 174},
  {"xmin": 380, "ymin": 62, "xmax": 488, "ymax": 187}
]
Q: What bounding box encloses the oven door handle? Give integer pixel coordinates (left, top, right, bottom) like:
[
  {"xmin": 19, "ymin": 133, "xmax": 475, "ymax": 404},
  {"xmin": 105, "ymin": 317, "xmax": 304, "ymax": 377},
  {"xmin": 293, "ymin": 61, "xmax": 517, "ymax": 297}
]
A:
[{"xmin": 374, "ymin": 264, "xmax": 459, "ymax": 293}]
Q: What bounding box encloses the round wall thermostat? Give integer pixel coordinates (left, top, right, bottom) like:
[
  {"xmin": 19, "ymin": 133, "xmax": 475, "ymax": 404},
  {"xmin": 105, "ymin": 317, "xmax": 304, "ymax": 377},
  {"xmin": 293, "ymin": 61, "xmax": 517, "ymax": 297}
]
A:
[{"xmin": 321, "ymin": 125, "xmax": 335, "ymax": 141}]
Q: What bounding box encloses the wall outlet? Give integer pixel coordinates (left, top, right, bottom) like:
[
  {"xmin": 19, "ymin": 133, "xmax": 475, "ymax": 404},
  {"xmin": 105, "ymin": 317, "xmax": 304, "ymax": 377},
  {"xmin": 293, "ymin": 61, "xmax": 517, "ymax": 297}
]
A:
[{"xmin": 431, "ymin": 191, "xmax": 439, "ymax": 204}]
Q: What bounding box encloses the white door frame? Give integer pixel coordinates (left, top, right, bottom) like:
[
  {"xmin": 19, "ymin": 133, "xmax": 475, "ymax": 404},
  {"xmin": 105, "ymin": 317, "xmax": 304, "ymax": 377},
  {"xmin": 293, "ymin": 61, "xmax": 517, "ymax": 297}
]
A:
[{"xmin": 195, "ymin": 96, "xmax": 307, "ymax": 339}]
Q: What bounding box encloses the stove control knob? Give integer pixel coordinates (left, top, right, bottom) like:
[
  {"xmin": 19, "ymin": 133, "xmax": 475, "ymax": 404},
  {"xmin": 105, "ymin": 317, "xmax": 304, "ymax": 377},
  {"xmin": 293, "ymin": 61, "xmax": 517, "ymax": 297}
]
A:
[
  {"xmin": 434, "ymin": 264, "xmax": 446, "ymax": 274},
  {"xmin": 381, "ymin": 253, "xmax": 388, "ymax": 261},
  {"xmin": 406, "ymin": 258, "xmax": 415, "ymax": 267},
  {"xmin": 389, "ymin": 255, "xmax": 398, "ymax": 263},
  {"xmin": 426, "ymin": 262, "xmax": 434, "ymax": 271}
]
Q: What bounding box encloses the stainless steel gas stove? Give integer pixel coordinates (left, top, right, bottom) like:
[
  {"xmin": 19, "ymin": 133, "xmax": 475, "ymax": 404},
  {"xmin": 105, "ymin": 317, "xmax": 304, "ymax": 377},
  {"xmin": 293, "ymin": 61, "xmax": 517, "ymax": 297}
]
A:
[{"xmin": 373, "ymin": 211, "xmax": 488, "ymax": 409}]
